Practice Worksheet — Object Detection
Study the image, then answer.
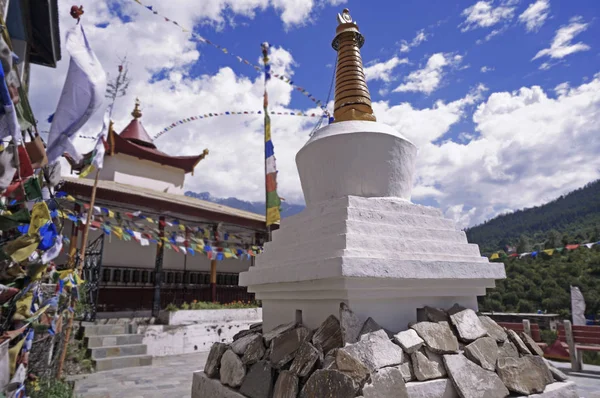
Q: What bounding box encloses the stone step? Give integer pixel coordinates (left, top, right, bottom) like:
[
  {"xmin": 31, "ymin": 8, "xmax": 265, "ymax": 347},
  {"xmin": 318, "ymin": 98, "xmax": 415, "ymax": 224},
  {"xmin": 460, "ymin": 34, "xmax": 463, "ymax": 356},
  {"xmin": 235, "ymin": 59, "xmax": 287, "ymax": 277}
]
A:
[
  {"xmin": 93, "ymin": 354, "xmax": 152, "ymax": 372},
  {"xmin": 89, "ymin": 344, "xmax": 147, "ymax": 359},
  {"xmin": 84, "ymin": 324, "xmax": 130, "ymax": 337},
  {"xmin": 85, "ymin": 333, "xmax": 144, "ymax": 348}
]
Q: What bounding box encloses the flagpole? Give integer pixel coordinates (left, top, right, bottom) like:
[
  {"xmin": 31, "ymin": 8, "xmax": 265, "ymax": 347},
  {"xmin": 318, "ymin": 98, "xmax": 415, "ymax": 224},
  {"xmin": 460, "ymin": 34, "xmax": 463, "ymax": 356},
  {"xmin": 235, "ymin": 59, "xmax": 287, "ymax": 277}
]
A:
[{"xmin": 261, "ymin": 43, "xmax": 272, "ymax": 241}]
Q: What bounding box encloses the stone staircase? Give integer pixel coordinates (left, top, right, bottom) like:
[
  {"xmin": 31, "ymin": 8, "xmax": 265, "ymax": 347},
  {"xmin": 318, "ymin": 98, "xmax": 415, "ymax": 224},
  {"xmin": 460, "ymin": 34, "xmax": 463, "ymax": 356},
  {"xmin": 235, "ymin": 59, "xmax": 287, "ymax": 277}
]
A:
[{"xmin": 83, "ymin": 323, "xmax": 152, "ymax": 372}]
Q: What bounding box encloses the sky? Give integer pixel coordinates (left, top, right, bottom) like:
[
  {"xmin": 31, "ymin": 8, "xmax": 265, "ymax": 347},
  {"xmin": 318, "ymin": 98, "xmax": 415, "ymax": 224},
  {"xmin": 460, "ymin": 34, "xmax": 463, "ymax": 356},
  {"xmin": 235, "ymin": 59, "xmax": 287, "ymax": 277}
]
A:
[{"xmin": 28, "ymin": 0, "xmax": 600, "ymax": 228}]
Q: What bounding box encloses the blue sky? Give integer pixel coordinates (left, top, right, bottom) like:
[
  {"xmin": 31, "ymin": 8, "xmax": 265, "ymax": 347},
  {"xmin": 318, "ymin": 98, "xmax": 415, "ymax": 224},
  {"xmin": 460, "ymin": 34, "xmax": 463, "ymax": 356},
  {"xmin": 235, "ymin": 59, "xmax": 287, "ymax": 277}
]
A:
[{"xmin": 29, "ymin": 0, "xmax": 600, "ymax": 227}]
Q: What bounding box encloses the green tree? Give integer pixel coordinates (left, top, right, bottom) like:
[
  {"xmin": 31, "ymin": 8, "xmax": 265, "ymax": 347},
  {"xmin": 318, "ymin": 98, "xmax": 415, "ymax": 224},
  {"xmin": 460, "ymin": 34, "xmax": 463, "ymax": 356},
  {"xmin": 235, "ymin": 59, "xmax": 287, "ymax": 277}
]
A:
[
  {"xmin": 546, "ymin": 229, "xmax": 562, "ymax": 249},
  {"xmin": 517, "ymin": 234, "xmax": 531, "ymax": 253}
]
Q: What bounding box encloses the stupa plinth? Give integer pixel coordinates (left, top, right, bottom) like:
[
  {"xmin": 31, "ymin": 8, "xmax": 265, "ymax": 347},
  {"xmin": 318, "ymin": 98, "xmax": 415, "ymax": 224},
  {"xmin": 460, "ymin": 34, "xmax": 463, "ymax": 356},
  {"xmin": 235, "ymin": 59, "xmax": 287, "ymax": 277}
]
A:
[{"xmin": 240, "ymin": 9, "xmax": 506, "ymax": 333}]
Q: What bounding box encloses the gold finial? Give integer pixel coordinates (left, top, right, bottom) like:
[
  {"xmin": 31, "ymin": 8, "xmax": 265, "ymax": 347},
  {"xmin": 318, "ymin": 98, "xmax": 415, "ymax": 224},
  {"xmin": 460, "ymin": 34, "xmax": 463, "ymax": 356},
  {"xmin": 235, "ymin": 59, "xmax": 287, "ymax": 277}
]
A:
[
  {"xmin": 132, "ymin": 98, "xmax": 142, "ymax": 119},
  {"xmin": 331, "ymin": 9, "xmax": 376, "ymax": 123}
]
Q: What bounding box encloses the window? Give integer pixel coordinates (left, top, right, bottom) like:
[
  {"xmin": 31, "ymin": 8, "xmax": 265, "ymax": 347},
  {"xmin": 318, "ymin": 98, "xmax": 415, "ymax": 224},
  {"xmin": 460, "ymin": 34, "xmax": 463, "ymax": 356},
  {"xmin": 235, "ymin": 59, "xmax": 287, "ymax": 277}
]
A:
[
  {"xmin": 123, "ymin": 270, "xmax": 131, "ymax": 283},
  {"xmin": 141, "ymin": 271, "xmax": 149, "ymax": 284},
  {"xmin": 102, "ymin": 269, "xmax": 111, "ymax": 283},
  {"xmin": 112, "ymin": 270, "xmax": 121, "ymax": 283},
  {"xmin": 133, "ymin": 270, "xmax": 140, "ymax": 283}
]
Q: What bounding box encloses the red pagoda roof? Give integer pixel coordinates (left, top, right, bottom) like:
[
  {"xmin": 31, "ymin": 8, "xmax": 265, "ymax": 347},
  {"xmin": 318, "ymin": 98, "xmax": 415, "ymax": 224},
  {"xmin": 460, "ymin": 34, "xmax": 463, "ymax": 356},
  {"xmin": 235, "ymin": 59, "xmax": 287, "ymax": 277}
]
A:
[{"xmin": 67, "ymin": 98, "xmax": 208, "ymax": 175}]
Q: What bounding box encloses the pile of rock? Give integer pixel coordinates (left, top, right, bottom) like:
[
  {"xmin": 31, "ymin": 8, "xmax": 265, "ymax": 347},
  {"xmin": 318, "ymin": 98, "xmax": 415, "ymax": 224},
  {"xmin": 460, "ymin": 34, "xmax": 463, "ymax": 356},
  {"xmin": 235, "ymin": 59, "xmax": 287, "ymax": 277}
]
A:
[{"xmin": 197, "ymin": 303, "xmax": 577, "ymax": 398}]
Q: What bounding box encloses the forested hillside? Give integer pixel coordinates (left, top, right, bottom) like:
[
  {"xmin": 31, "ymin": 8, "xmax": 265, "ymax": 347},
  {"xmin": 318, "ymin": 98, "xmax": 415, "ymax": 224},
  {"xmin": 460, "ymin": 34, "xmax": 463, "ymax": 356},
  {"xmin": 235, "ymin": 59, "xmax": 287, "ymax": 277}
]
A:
[
  {"xmin": 466, "ymin": 180, "xmax": 600, "ymax": 253},
  {"xmin": 478, "ymin": 246, "xmax": 600, "ymax": 319}
]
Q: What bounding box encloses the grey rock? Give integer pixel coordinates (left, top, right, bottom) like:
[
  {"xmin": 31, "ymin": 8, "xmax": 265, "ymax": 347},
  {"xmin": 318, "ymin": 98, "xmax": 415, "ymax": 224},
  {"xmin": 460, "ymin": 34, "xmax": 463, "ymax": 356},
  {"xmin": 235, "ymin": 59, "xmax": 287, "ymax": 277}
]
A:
[
  {"xmin": 496, "ymin": 356, "xmax": 552, "ymax": 395},
  {"xmin": 220, "ymin": 349, "xmax": 246, "ymax": 388},
  {"xmin": 506, "ymin": 329, "xmax": 532, "ymax": 356},
  {"xmin": 362, "ymin": 367, "xmax": 409, "ymax": 398},
  {"xmin": 343, "ymin": 329, "xmax": 404, "ymax": 372},
  {"xmin": 231, "ymin": 333, "xmax": 262, "ymax": 355},
  {"xmin": 447, "ymin": 303, "xmax": 468, "ymax": 316},
  {"xmin": 242, "ymin": 335, "xmax": 266, "ymax": 365},
  {"xmin": 299, "ymin": 369, "xmax": 356, "ymax": 398},
  {"xmin": 449, "ymin": 309, "xmax": 488, "ymax": 342},
  {"xmin": 273, "ymin": 370, "xmax": 299, "ymax": 398},
  {"xmin": 410, "ymin": 322, "xmax": 459, "ymax": 354},
  {"xmin": 405, "ymin": 378, "xmax": 459, "ymax": 398},
  {"xmin": 520, "ymin": 331, "xmax": 545, "ymax": 356},
  {"xmin": 239, "ymin": 361, "xmax": 274, "ymax": 398},
  {"xmin": 270, "ymin": 326, "xmax": 312, "ymax": 369},
  {"xmin": 497, "ymin": 340, "xmax": 520, "ymax": 359},
  {"xmin": 411, "ymin": 348, "xmax": 447, "ymax": 381},
  {"xmin": 204, "ymin": 342, "xmax": 228, "ymax": 378},
  {"xmin": 359, "ymin": 317, "xmax": 394, "ymax": 339},
  {"xmin": 322, "ymin": 348, "xmax": 339, "ymax": 370},
  {"xmin": 289, "ymin": 341, "xmax": 321, "ymax": 378},
  {"xmin": 335, "ymin": 348, "xmax": 370, "ymax": 389},
  {"xmin": 444, "ymin": 353, "xmax": 509, "ymax": 398},
  {"xmin": 397, "ymin": 356, "xmax": 415, "ymax": 382},
  {"xmin": 312, "ymin": 314, "xmax": 343, "ymax": 355},
  {"xmin": 478, "ymin": 315, "xmax": 507, "ymax": 342},
  {"xmin": 544, "ymin": 359, "xmax": 568, "ymax": 382},
  {"xmin": 422, "ymin": 306, "xmax": 449, "ymax": 322},
  {"xmin": 233, "ymin": 328, "xmax": 259, "ymax": 341},
  {"xmin": 340, "ymin": 302, "xmax": 362, "ymax": 345},
  {"xmin": 464, "ymin": 336, "xmax": 498, "ymax": 371},
  {"xmin": 263, "ymin": 322, "xmax": 297, "ymax": 345},
  {"xmin": 393, "ymin": 329, "xmax": 424, "ymax": 354}
]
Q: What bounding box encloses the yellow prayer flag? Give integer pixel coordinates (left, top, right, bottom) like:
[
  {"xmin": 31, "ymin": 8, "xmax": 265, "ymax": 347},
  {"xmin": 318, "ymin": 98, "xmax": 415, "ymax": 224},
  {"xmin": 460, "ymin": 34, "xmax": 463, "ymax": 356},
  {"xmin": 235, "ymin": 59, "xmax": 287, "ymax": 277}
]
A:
[
  {"xmin": 266, "ymin": 207, "xmax": 280, "ymax": 227},
  {"xmin": 179, "ymin": 224, "xmax": 185, "ymax": 231},
  {"xmin": 146, "ymin": 217, "xmax": 154, "ymax": 223},
  {"xmin": 65, "ymin": 195, "xmax": 76, "ymax": 202},
  {"xmin": 9, "ymin": 337, "xmax": 25, "ymax": 376},
  {"xmin": 108, "ymin": 210, "xmax": 115, "ymax": 218},
  {"xmin": 29, "ymin": 202, "xmax": 51, "ymax": 236},
  {"xmin": 543, "ymin": 249, "xmax": 555, "ymax": 256},
  {"xmin": 490, "ymin": 253, "xmax": 499, "ymax": 260}
]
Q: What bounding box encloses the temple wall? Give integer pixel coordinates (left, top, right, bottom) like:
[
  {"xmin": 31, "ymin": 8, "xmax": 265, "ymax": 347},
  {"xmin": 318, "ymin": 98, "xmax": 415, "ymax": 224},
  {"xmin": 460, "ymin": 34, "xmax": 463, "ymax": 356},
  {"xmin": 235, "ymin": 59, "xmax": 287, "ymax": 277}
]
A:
[{"xmin": 90, "ymin": 153, "xmax": 186, "ymax": 195}]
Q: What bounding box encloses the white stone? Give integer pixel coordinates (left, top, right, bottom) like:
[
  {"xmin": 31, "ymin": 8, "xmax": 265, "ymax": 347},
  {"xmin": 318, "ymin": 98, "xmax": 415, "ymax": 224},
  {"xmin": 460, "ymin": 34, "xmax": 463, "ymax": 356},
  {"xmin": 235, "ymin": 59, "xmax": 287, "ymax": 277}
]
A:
[
  {"xmin": 449, "ymin": 309, "xmax": 488, "ymax": 342},
  {"xmin": 394, "ymin": 329, "xmax": 424, "ymax": 354},
  {"xmin": 343, "ymin": 330, "xmax": 404, "ymax": 372},
  {"xmin": 443, "ymin": 354, "xmax": 509, "ymax": 398},
  {"xmin": 520, "ymin": 381, "xmax": 578, "ymax": 398},
  {"xmin": 405, "ymin": 379, "xmax": 459, "ymax": 398},
  {"xmin": 362, "ymin": 366, "xmax": 408, "ymax": 398}
]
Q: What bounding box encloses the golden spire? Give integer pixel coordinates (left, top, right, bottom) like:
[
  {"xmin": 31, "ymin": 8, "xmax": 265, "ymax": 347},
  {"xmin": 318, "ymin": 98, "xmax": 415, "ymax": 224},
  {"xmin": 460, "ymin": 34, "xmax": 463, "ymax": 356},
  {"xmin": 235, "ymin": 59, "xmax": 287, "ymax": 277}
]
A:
[
  {"xmin": 131, "ymin": 97, "xmax": 142, "ymax": 119},
  {"xmin": 331, "ymin": 9, "xmax": 376, "ymax": 123}
]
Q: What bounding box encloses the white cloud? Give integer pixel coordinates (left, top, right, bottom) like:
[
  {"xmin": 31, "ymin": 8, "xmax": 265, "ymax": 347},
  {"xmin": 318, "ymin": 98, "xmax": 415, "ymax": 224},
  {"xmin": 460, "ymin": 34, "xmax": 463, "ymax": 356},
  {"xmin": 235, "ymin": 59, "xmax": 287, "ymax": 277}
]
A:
[
  {"xmin": 413, "ymin": 75, "xmax": 600, "ymax": 227},
  {"xmin": 364, "ymin": 57, "xmax": 408, "ymax": 83},
  {"xmin": 392, "ymin": 53, "xmax": 463, "ymax": 95},
  {"xmin": 460, "ymin": 0, "xmax": 517, "ymax": 32},
  {"xmin": 480, "ymin": 66, "xmax": 495, "ymax": 73},
  {"xmin": 518, "ymin": 0, "xmax": 550, "ymax": 32},
  {"xmin": 533, "ymin": 16, "xmax": 590, "ymax": 61},
  {"xmin": 399, "ymin": 29, "xmax": 428, "ymax": 53}
]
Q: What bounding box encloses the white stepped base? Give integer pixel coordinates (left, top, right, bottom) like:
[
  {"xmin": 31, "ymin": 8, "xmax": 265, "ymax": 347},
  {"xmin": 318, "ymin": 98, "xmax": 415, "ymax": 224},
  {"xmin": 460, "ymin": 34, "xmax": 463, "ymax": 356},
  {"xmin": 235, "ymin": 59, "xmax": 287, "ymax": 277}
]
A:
[{"xmin": 241, "ymin": 196, "xmax": 505, "ymax": 333}]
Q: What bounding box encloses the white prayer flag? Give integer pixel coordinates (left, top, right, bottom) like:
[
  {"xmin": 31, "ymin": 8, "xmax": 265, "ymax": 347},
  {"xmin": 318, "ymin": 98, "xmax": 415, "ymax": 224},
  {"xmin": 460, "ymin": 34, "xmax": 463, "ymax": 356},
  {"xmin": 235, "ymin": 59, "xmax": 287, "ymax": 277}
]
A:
[
  {"xmin": 46, "ymin": 23, "xmax": 106, "ymax": 164},
  {"xmin": 571, "ymin": 286, "xmax": 586, "ymax": 326}
]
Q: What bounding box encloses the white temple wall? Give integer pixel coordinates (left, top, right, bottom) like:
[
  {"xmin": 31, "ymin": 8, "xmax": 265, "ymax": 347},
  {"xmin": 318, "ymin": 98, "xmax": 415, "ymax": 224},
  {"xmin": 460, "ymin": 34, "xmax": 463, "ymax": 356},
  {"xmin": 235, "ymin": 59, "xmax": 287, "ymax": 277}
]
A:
[{"xmin": 87, "ymin": 153, "xmax": 186, "ymax": 195}]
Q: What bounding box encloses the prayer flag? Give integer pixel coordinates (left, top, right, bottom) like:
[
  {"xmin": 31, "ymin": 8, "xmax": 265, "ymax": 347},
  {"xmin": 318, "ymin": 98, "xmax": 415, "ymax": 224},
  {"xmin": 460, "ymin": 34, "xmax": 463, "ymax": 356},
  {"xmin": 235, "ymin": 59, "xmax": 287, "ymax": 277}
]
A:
[
  {"xmin": 80, "ymin": 103, "xmax": 113, "ymax": 177},
  {"xmin": 46, "ymin": 23, "xmax": 107, "ymax": 164}
]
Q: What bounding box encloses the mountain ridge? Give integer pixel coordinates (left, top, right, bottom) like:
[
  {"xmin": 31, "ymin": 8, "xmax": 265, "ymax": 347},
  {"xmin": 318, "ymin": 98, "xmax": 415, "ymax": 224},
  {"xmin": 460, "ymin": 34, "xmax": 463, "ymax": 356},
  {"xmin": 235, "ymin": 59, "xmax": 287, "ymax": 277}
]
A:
[{"xmin": 184, "ymin": 191, "xmax": 306, "ymax": 218}]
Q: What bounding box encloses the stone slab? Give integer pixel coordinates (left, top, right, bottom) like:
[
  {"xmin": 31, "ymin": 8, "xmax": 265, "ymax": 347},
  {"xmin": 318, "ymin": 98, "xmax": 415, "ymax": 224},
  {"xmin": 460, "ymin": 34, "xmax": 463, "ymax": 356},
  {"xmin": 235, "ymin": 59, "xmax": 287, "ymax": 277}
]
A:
[
  {"xmin": 405, "ymin": 379, "xmax": 458, "ymax": 398},
  {"xmin": 515, "ymin": 381, "xmax": 578, "ymax": 398},
  {"xmin": 192, "ymin": 371, "xmax": 245, "ymax": 398}
]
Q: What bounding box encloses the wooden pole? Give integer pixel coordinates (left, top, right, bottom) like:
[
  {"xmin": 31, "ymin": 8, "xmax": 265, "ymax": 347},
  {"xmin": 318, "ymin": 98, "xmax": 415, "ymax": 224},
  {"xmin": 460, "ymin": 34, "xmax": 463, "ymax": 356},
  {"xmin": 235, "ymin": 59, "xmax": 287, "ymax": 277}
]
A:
[
  {"xmin": 57, "ymin": 170, "xmax": 100, "ymax": 378},
  {"xmin": 210, "ymin": 259, "xmax": 217, "ymax": 302},
  {"xmin": 152, "ymin": 216, "xmax": 165, "ymax": 317}
]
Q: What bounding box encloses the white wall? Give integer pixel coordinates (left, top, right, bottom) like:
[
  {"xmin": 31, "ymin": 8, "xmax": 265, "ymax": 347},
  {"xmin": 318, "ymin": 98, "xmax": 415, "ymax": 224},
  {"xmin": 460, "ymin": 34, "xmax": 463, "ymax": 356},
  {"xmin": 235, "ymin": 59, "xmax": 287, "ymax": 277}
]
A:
[
  {"xmin": 139, "ymin": 309, "xmax": 262, "ymax": 356},
  {"xmin": 89, "ymin": 153, "xmax": 186, "ymax": 195}
]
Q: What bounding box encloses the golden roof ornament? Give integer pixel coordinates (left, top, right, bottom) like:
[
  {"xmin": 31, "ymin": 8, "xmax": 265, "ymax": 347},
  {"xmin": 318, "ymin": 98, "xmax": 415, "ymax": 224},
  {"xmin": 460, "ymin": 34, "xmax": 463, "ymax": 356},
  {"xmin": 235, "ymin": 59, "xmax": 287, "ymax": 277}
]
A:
[
  {"xmin": 331, "ymin": 8, "xmax": 376, "ymax": 123},
  {"xmin": 131, "ymin": 97, "xmax": 142, "ymax": 119}
]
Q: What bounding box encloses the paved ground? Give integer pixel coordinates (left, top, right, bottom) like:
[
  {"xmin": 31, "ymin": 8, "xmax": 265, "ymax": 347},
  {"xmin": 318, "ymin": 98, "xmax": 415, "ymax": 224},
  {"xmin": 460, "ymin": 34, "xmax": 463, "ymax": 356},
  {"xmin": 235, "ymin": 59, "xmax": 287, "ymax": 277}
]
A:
[
  {"xmin": 71, "ymin": 352, "xmax": 208, "ymax": 398},
  {"xmin": 550, "ymin": 360, "xmax": 600, "ymax": 398},
  {"xmin": 71, "ymin": 354, "xmax": 600, "ymax": 397}
]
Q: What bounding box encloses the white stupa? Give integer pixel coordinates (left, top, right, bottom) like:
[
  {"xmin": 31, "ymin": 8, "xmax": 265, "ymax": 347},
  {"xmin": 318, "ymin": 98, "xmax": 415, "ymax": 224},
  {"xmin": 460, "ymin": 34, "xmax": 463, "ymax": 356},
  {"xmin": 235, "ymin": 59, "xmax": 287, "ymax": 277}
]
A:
[{"xmin": 240, "ymin": 9, "xmax": 506, "ymax": 332}]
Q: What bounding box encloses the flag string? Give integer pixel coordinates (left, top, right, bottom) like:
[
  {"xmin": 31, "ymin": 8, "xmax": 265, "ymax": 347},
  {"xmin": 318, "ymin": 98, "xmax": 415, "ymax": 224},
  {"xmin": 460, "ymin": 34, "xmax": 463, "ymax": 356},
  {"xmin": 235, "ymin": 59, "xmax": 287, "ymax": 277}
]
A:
[
  {"xmin": 153, "ymin": 110, "xmax": 327, "ymax": 139},
  {"xmin": 488, "ymin": 242, "xmax": 599, "ymax": 260},
  {"xmin": 130, "ymin": 0, "xmax": 330, "ymax": 116}
]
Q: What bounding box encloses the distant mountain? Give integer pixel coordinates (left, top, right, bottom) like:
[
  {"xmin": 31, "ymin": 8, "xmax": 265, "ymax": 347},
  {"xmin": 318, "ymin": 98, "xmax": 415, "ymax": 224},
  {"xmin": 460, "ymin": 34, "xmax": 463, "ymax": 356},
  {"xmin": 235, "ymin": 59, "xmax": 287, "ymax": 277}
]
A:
[
  {"xmin": 466, "ymin": 179, "xmax": 600, "ymax": 253},
  {"xmin": 185, "ymin": 191, "xmax": 305, "ymax": 218}
]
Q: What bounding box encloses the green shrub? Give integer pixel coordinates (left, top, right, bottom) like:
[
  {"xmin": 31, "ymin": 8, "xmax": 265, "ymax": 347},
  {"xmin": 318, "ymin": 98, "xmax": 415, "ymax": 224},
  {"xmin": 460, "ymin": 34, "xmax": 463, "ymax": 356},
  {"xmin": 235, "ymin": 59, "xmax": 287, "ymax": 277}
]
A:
[
  {"xmin": 29, "ymin": 377, "xmax": 73, "ymax": 398},
  {"xmin": 540, "ymin": 329, "xmax": 557, "ymax": 346},
  {"xmin": 164, "ymin": 303, "xmax": 179, "ymax": 312}
]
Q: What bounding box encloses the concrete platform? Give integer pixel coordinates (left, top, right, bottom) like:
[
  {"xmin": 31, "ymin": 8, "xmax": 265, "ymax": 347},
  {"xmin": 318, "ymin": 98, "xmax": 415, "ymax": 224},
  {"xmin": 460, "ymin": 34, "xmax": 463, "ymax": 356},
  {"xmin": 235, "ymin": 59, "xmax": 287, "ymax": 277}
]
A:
[
  {"xmin": 191, "ymin": 371, "xmax": 579, "ymax": 398},
  {"xmin": 89, "ymin": 344, "xmax": 147, "ymax": 359},
  {"xmin": 85, "ymin": 333, "xmax": 144, "ymax": 348}
]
